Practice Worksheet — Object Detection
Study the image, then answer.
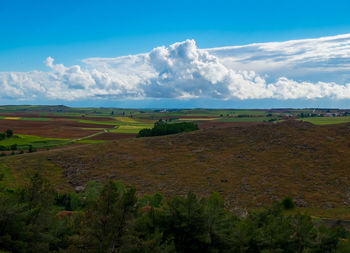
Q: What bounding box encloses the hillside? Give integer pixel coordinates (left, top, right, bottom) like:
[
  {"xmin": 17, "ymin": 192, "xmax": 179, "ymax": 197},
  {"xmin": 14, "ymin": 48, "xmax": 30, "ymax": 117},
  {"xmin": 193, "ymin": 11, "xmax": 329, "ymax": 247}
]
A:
[{"xmin": 2, "ymin": 120, "xmax": 350, "ymax": 209}]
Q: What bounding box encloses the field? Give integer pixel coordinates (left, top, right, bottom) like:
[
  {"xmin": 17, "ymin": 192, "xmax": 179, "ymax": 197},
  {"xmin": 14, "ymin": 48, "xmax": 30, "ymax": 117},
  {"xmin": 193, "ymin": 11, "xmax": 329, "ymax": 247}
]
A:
[
  {"xmin": 0, "ymin": 106, "xmax": 349, "ymax": 151},
  {"xmin": 1, "ymin": 117, "xmax": 350, "ymax": 219},
  {"xmin": 1, "ymin": 105, "xmax": 350, "ymax": 221},
  {"xmin": 0, "ymin": 134, "xmax": 69, "ymax": 150},
  {"xmin": 301, "ymin": 116, "xmax": 350, "ymax": 125}
]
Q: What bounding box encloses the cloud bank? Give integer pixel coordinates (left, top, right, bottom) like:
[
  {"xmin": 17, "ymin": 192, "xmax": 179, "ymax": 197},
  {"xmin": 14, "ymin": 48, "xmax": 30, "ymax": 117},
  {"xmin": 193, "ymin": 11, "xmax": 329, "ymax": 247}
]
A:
[{"xmin": 2, "ymin": 33, "xmax": 350, "ymax": 102}]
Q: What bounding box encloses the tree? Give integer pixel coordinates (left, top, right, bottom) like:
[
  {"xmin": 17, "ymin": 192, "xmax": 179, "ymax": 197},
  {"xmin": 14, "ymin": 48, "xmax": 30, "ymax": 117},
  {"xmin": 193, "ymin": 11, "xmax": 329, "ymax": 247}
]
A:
[
  {"xmin": 76, "ymin": 180, "xmax": 137, "ymax": 252},
  {"xmin": 137, "ymin": 122, "xmax": 199, "ymax": 137},
  {"xmin": 204, "ymin": 192, "xmax": 233, "ymax": 251},
  {"xmin": 163, "ymin": 192, "xmax": 208, "ymax": 252},
  {"xmin": 5, "ymin": 129, "xmax": 13, "ymax": 138},
  {"xmin": 0, "ymin": 173, "xmax": 62, "ymax": 253}
]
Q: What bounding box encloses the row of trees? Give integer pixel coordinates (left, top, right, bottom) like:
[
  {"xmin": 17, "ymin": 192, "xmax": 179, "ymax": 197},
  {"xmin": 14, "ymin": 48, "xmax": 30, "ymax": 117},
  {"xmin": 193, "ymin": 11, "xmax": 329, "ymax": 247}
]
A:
[
  {"xmin": 0, "ymin": 175, "xmax": 349, "ymax": 252},
  {"xmin": 0, "ymin": 144, "xmax": 36, "ymax": 153},
  {"xmin": 137, "ymin": 121, "xmax": 199, "ymax": 137}
]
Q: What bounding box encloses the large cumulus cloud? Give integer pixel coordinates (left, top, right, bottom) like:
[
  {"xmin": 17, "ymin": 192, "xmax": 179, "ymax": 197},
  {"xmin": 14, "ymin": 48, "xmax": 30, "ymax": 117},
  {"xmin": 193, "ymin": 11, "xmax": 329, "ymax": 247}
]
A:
[{"xmin": 2, "ymin": 34, "xmax": 350, "ymax": 101}]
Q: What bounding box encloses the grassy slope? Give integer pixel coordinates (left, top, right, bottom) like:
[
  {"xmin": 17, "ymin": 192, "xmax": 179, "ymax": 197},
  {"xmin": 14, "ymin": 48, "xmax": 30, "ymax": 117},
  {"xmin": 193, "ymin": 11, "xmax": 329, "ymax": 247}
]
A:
[
  {"xmin": 2, "ymin": 120, "xmax": 350, "ymax": 215},
  {"xmin": 0, "ymin": 154, "xmax": 72, "ymax": 191}
]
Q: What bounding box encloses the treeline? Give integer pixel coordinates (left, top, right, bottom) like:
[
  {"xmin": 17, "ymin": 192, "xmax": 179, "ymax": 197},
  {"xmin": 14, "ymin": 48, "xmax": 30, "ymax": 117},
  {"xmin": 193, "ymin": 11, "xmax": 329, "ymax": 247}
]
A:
[
  {"xmin": 1, "ymin": 175, "xmax": 350, "ymax": 252},
  {"xmin": 137, "ymin": 121, "xmax": 199, "ymax": 137},
  {"xmin": 0, "ymin": 145, "xmax": 35, "ymax": 155}
]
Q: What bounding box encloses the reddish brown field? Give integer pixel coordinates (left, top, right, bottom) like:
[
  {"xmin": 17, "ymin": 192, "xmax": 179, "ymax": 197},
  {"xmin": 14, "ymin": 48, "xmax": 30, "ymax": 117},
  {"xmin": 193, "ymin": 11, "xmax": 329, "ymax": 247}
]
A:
[
  {"xmin": 198, "ymin": 121, "xmax": 263, "ymax": 129},
  {"xmin": 176, "ymin": 115, "xmax": 219, "ymax": 119},
  {"xmin": 88, "ymin": 133, "xmax": 136, "ymax": 140},
  {"xmin": 0, "ymin": 118, "xmax": 115, "ymax": 138},
  {"xmin": 0, "ymin": 112, "xmax": 114, "ymax": 121}
]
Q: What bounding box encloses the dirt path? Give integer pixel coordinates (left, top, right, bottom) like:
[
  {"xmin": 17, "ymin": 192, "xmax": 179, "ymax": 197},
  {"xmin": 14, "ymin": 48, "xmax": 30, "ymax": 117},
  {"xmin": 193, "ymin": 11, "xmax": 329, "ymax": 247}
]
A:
[{"xmin": 70, "ymin": 125, "xmax": 119, "ymax": 143}]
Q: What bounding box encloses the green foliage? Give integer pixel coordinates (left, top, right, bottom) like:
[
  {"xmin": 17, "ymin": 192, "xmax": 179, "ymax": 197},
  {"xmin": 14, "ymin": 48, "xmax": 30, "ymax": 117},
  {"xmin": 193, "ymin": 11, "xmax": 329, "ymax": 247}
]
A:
[
  {"xmin": 282, "ymin": 197, "xmax": 296, "ymax": 210},
  {"xmin": 0, "ymin": 173, "xmax": 69, "ymax": 253},
  {"xmin": 139, "ymin": 192, "xmax": 163, "ymax": 208},
  {"xmin": 83, "ymin": 180, "xmax": 103, "ymax": 206},
  {"xmin": 69, "ymin": 192, "xmax": 81, "ymax": 211},
  {"xmin": 0, "ymin": 177, "xmax": 349, "ymax": 252},
  {"xmin": 0, "ymin": 134, "xmax": 68, "ymax": 151},
  {"xmin": 0, "ymin": 130, "xmax": 13, "ymax": 141},
  {"xmin": 73, "ymin": 180, "xmax": 137, "ymax": 252},
  {"xmin": 5, "ymin": 130, "xmax": 13, "ymax": 138},
  {"xmin": 137, "ymin": 122, "xmax": 199, "ymax": 137}
]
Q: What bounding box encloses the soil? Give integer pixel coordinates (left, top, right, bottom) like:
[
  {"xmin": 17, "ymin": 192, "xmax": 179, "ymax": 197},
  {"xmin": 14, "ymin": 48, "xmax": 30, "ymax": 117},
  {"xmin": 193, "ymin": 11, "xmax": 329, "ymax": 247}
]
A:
[{"xmin": 0, "ymin": 118, "xmax": 115, "ymax": 138}]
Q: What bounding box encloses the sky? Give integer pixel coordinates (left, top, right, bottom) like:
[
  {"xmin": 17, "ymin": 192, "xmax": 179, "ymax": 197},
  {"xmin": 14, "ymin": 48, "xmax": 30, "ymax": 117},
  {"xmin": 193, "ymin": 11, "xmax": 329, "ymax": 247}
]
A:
[{"xmin": 1, "ymin": 0, "xmax": 350, "ymax": 108}]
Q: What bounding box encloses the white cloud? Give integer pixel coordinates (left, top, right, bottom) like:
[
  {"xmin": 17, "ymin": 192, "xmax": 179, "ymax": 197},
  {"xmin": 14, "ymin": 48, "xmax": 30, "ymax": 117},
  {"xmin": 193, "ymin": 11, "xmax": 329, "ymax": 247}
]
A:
[
  {"xmin": 207, "ymin": 33, "xmax": 350, "ymax": 83},
  {"xmin": 2, "ymin": 34, "xmax": 350, "ymax": 101}
]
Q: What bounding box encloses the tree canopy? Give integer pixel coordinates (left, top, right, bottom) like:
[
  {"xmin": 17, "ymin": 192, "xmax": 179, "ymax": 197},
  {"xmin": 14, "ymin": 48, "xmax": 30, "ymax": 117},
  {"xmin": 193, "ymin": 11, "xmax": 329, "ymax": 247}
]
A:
[
  {"xmin": 137, "ymin": 122, "xmax": 199, "ymax": 137},
  {"xmin": 0, "ymin": 175, "xmax": 349, "ymax": 252}
]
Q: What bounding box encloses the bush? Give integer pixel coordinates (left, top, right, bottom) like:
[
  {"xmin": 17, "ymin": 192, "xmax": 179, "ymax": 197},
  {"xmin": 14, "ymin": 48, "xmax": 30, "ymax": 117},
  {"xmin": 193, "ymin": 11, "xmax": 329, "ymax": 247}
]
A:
[
  {"xmin": 282, "ymin": 197, "xmax": 295, "ymax": 210},
  {"xmin": 5, "ymin": 129, "xmax": 13, "ymax": 138}
]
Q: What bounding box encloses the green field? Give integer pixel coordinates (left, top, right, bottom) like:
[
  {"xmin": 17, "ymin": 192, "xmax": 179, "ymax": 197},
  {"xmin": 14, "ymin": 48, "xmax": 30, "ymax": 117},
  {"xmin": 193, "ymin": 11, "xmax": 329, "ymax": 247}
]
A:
[
  {"xmin": 0, "ymin": 134, "xmax": 69, "ymax": 150},
  {"xmin": 135, "ymin": 109, "xmax": 269, "ymax": 119},
  {"xmin": 109, "ymin": 125, "xmax": 152, "ymax": 134},
  {"xmin": 301, "ymin": 116, "xmax": 350, "ymax": 125},
  {"xmin": 76, "ymin": 139, "xmax": 105, "ymax": 144},
  {"xmin": 20, "ymin": 117, "xmax": 51, "ymax": 121}
]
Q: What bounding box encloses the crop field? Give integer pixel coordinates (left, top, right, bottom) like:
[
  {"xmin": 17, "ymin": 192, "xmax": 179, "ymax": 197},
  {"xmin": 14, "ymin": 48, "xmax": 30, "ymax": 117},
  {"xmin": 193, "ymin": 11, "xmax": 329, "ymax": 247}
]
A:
[
  {"xmin": 301, "ymin": 116, "xmax": 350, "ymax": 125},
  {"xmin": 215, "ymin": 116, "xmax": 278, "ymax": 122},
  {"xmin": 0, "ymin": 134, "xmax": 69, "ymax": 150},
  {"xmin": 110, "ymin": 125, "xmax": 151, "ymax": 134},
  {"xmin": 74, "ymin": 119, "xmax": 119, "ymax": 125},
  {"xmin": 178, "ymin": 117, "xmax": 218, "ymax": 121},
  {"xmin": 135, "ymin": 109, "xmax": 270, "ymax": 120},
  {"xmin": 0, "ymin": 116, "xmax": 51, "ymax": 121},
  {"xmin": 0, "ymin": 110, "xmax": 155, "ymax": 150},
  {"xmin": 88, "ymin": 133, "xmax": 137, "ymax": 140},
  {"xmin": 0, "ymin": 105, "xmax": 350, "ymax": 153}
]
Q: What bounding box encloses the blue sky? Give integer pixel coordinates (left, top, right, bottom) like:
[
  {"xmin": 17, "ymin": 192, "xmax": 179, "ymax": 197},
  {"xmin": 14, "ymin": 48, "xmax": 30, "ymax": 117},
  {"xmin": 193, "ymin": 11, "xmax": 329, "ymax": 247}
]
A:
[
  {"xmin": 1, "ymin": 0, "xmax": 350, "ymax": 108},
  {"xmin": 2, "ymin": 0, "xmax": 350, "ymax": 71}
]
